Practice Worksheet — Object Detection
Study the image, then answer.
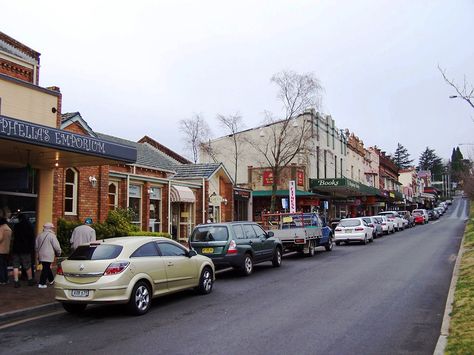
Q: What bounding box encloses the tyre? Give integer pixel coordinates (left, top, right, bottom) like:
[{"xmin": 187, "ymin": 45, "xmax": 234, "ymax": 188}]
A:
[
  {"xmin": 196, "ymin": 266, "xmax": 214, "ymax": 294},
  {"xmin": 62, "ymin": 303, "xmax": 87, "ymax": 314},
  {"xmin": 361, "ymin": 235, "xmax": 368, "ymax": 245},
  {"xmin": 307, "ymin": 241, "xmax": 315, "ymax": 257},
  {"xmin": 128, "ymin": 280, "xmax": 151, "ymax": 316},
  {"xmin": 325, "ymin": 236, "xmax": 334, "ymax": 251},
  {"xmin": 272, "ymin": 248, "xmax": 282, "ymax": 267},
  {"xmin": 241, "ymin": 254, "xmax": 253, "ymax": 276}
]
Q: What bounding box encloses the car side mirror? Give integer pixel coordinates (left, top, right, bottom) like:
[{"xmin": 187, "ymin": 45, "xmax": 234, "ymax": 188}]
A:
[
  {"xmin": 267, "ymin": 231, "xmax": 274, "ymax": 238},
  {"xmin": 187, "ymin": 250, "xmax": 197, "ymax": 258}
]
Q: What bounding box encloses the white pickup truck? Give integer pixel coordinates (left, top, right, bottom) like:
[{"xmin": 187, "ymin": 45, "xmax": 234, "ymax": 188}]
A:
[{"xmin": 261, "ymin": 212, "xmax": 334, "ymax": 256}]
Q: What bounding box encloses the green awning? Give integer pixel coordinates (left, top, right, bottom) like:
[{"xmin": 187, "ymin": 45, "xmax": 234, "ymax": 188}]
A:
[
  {"xmin": 310, "ymin": 178, "xmax": 384, "ymax": 198},
  {"xmin": 252, "ymin": 190, "xmax": 320, "ymax": 197}
]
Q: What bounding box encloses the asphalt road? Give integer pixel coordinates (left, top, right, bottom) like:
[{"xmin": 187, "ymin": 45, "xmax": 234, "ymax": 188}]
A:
[{"xmin": 0, "ymin": 198, "xmax": 468, "ymax": 355}]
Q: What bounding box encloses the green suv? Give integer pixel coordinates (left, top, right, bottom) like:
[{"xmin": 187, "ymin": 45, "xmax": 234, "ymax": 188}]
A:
[{"xmin": 189, "ymin": 222, "xmax": 283, "ymax": 276}]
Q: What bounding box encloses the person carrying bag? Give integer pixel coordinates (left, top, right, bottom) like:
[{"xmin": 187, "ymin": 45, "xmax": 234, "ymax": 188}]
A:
[{"xmin": 35, "ymin": 222, "xmax": 61, "ymax": 289}]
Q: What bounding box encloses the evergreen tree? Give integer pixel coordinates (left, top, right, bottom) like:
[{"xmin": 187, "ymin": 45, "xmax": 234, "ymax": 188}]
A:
[
  {"xmin": 393, "ymin": 143, "xmax": 414, "ymax": 169},
  {"xmin": 418, "ymin": 147, "xmax": 445, "ymax": 179}
]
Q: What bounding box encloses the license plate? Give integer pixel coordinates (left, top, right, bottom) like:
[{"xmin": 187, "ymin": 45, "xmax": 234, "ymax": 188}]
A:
[
  {"xmin": 201, "ymin": 247, "xmax": 214, "ymax": 254},
  {"xmin": 71, "ymin": 289, "xmax": 89, "ymax": 297},
  {"xmin": 345, "ymin": 229, "xmax": 352, "ymax": 233}
]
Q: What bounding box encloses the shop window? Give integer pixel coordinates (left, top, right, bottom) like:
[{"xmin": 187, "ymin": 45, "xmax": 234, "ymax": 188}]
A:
[
  {"xmin": 149, "ymin": 187, "xmax": 161, "ymax": 232},
  {"xmin": 65, "ymin": 168, "xmax": 78, "ymax": 215},
  {"xmin": 129, "ymin": 184, "xmax": 142, "ymax": 228},
  {"xmin": 108, "ymin": 182, "xmax": 118, "ymax": 210}
]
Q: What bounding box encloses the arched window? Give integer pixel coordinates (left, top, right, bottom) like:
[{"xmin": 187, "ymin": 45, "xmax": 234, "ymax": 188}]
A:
[
  {"xmin": 108, "ymin": 182, "xmax": 118, "ymax": 210},
  {"xmin": 65, "ymin": 168, "xmax": 78, "ymax": 215}
]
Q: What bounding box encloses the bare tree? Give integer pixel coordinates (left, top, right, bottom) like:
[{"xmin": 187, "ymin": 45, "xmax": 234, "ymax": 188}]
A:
[
  {"xmin": 179, "ymin": 114, "xmax": 211, "ymax": 163},
  {"xmin": 248, "ymin": 70, "xmax": 323, "ymax": 212},
  {"xmin": 215, "ymin": 113, "xmax": 245, "ymax": 184},
  {"xmin": 439, "ymin": 65, "xmax": 474, "ymax": 110}
]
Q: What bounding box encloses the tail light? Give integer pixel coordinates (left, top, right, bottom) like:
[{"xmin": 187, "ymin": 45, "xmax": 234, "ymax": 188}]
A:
[
  {"xmin": 104, "ymin": 261, "xmax": 129, "ymax": 276},
  {"xmin": 227, "ymin": 240, "xmax": 238, "ymax": 254},
  {"xmin": 369, "ymin": 223, "xmax": 374, "ymax": 227},
  {"xmin": 56, "ymin": 264, "xmax": 63, "ymax": 275},
  {"xmin": 355, "ymin": 227, "xmax": 364, "ymax": 231},
  {"xmin": 335, "ymin": 228, "xmax": 342, "ymax": 232}
]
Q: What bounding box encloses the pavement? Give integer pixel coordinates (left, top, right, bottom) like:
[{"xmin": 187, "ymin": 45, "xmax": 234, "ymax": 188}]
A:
[{"xmin": 0, "ymin": 268, "xmax": 60, "ymax": 325}]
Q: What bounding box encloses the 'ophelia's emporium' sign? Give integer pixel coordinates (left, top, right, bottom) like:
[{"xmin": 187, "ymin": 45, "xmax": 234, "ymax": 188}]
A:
[{"xmin": 0, "ymin": 114, "xmax": 136, "ymax": 162}]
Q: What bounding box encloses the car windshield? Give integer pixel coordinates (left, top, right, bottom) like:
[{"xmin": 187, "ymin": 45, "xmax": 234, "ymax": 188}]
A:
[
  {"xmin": 191, "ymin": 226, "xmax": 228, "ymax": 242},
  {"xmin": 69, "ymin": 244, "xmax": 123, "ymax": 260},
  {"xmin": 379, "ymin": 212, "xmax": 395, "ymax": 217},
  {"xmin": 373, "ymin": 217, "xmax": 382, "ymax": 223},
  {"xmin": 339, "ymin": 219, "xmax": 361, "ymax": 227}
]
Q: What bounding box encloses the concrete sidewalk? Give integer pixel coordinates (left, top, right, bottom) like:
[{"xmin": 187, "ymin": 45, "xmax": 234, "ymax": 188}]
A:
[{"xmin": 0, "ymin": 272, "xmax": 59, "ymax": 324}]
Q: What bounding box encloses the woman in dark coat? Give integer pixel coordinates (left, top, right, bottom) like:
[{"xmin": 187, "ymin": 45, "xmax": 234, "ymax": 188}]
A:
[{"xmin": 11, "ymin": 214, "xmax": 36, "ymax": 287}]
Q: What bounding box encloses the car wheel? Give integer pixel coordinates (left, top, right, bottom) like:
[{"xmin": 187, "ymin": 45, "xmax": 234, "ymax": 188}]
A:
[
  {"xmin": 335, "ymin": 241, "xmax": 341, "ymax": 246},
  {"xmin": 325, "ymin": 237, "xmax": 334, "ymax": 251},
  {"xmin": 272, "ymin": 248, "xmax": 282, "ymax": 267},
  {"xmin": 241, "ymin": 254, "xmax": 253, "ymax": 276},
  {"xmin": 128, "ymin": 280, "xmax": 151, "ymax": 316},
  {"xmin": 307, "ymin": 241, "xmax": 315, "ymax": 257},
  {"xmin": 62, "ymin": 303, "xmax": 87, "ymax": 314},
  {"xmin": 196, "ymin": 266, "xmax": 214, "ymax": 294},
  {"xmin": 361, "ymin": 235, "xmax": 368, "ymax": 245},
  {"xmin": 370, "ymin": 234, "xmax": 374, "ymax": 243}
]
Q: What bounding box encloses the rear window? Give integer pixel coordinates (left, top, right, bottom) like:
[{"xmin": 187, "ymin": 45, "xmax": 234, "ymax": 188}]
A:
[
  {"xmin": 379, "ymin": 212, "xmax": 395, "ymax": 217},
  {"xmin": 191, "ymin": 226, "xmax": 229, "ymax": 242},
  {"xmin": 69, "ymin": 244, "xmax": 122, "ymax": 260},
  {"xmin": 339, "ymin": 219, "xmax": 361, "ymax": 227}
]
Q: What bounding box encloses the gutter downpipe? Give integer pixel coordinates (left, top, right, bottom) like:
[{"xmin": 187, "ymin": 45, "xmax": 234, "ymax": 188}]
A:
[
  {"xmin": 168, "ymin": 180, "xmax": 172, "ymax": 236},
  {"xmin": 202, "ymin": 178, "xmax": 206, "ymax": 224}
]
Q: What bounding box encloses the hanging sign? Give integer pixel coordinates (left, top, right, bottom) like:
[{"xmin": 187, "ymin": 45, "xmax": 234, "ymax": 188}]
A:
[{"xmin": 289, "ymin": 180, "xmax": 296, "ymax": 213}]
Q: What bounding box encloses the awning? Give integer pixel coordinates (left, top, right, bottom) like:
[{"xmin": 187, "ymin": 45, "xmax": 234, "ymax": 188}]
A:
[
  {"xmin": 310, "ymin": 178, "xmax": 384, "ymax": 198},
  {"xmin": 252, "ymin": 190, "xmax": 322, "ymax": 197},
  {"xmin": 170, "ymin": 185, "xmax": 196, "ymax": 203}
]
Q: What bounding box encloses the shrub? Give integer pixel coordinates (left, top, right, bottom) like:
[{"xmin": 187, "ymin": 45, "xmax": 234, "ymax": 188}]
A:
[{"xmin": 128, "ymin": 231, "xmax": 171, "ymax": 238}]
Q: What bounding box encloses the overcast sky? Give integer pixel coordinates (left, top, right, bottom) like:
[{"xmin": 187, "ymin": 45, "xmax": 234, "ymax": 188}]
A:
[{"xmin": 3, "ymin": 1, "xmax": 474, "ymax": 163}]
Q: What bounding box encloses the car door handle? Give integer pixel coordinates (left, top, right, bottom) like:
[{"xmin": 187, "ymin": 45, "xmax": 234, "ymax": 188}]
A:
[
  {"xmin": 248, "ymin": 240, "xmax": 253, "ymax": 244},
  {"xmin": 167, "ymin": 262, "xmax": 174, "ymax": 267}
]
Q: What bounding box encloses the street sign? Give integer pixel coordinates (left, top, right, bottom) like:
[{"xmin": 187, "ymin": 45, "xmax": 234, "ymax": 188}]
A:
[{"xmin": 289, "ymin": 180, "xmax": 296, "ymax": 213}]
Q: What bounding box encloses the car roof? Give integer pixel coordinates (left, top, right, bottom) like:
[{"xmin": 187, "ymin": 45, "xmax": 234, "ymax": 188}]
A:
[{"xmin": 93, "ymin": 236, "xmax": 171, "ymax": 247}]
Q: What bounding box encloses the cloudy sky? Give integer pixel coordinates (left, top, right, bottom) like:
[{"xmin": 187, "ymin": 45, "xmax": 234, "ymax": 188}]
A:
[{"xmin": 3, "ymin": 1, "xmax": 474, "ymax": 162}]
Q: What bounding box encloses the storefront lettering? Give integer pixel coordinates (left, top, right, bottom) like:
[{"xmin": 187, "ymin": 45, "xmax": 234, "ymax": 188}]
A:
[
  {"xmin": 54, "ymin": 132, "xmax": 106, "ymax": 154},
  {"xmin": 0, "ymin": 117, "xmax": 51, "ymax": 142},
  {"xmin": 318, "ymin": 179, "xmax": 340, "ymax": 186}
]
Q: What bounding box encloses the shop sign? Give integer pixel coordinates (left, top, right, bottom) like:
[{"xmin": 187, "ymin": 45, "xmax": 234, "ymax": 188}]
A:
[
  {"xmin": 263, "ymin": 171, "xmax": 274, "ymax": 185},
  {"xmin": 389, "ymin": 192, "xmax": 395, "ymax": 198},
  {"xmin": 210, "ymin": 194, "xmax": 223, "ymax": 205},
  {"xmin": 289, "ymin": 180, "xmax": 296, "ymax": 213},
  {"xmin": 297, "ymin": 170, "xmax": 304, "ymax": 186},
  {"xmin": 234, "ymin": 190, "xmax": 250, "ymax": 198},
  {"xmin": 0, "ymin": 114, "xmax": 136, "ymax": 162}
]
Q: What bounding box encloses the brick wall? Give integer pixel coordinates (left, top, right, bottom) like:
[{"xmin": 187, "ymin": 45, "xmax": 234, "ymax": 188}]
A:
[{"xmin": 0, "ymin": 57, "xmax": 34, "ymax": 82}]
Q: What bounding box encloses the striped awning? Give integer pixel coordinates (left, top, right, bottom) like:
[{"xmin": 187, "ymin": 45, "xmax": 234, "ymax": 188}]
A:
[{"xmin": 170, "ymin": 185, "xmax": 196, "ymax": 203}]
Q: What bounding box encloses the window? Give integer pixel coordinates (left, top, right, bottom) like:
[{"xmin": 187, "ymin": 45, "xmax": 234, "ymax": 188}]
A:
[
  {"xmin": 351, "ymin": 166, "xmax": 354, "ymax": 179},
  {"xmin": 324, "ymin": 150, "xmax": 327, "ymax": 179},
  {"xmin": 191, "ymin": 226, "xmax": 228, "ymax": 242},
  {"xmin": 108, "ymin": 182, "xmax": 118, "ymax": 210},
  {"xmin": 242, "ymin": 224, "xmax": 257, "ymax": 239},
  {"xmin": 316, "ymin": 146, "xmax": 320, "ymax": 179},
  {"xmin": 158, "ymin": 242, "xmax": 187, "ymax": 257},
  {"xmin": 149, "ymin": 187, "xmax": 162, "ymax": 232},
  {"xmin": 334, "ymin": 155, "xmax": 337, "ymax": 178},
  {"xmin": 340, "ymin": 158, "xmax": 343, "ymax": 178},
  {"xmin": 131, "ymin": 242, "xmax": 159, "ymax": 257},
  {"xmin": 65, "ymin": 168, "xmax": 78, "ymax": 215},
  {"xmin": 251, "ymin": 224, "xmax": 266, "ymax": 238},
  {"xmin": 129, "ymin": 184, "xmax": 142, "ymax": 227},
  {"xmin": 232, "ymin": 225, "xmax": 245, "ymax": 239},
  {"xmin": 69, "ymin": 244, "xmax": 123, "ymax": 260}
]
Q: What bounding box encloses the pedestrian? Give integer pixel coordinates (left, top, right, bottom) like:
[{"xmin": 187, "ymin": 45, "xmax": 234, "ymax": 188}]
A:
[
  {"xmin": 36, "ymin": 222, "xmax": 61, "ymax": 289},
  {"xmin": 70, "ymin": 218, "xmax": 96, "ymax": 252},
  {"xmin": 0, "ymin": 218, "xmax": 12, "ymax": 285},
  {"xmin": 11, "ymin": 213, "xmax": 36, "ymax": 287}
]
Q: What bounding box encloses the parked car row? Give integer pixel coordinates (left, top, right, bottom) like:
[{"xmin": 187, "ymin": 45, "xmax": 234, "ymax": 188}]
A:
[{"xmin": 54, "ymin": 203, "xmax": 451, "ymax": 316}]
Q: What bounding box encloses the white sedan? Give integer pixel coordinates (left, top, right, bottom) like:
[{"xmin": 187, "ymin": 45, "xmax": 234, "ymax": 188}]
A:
[
  {"xmin": 373, "ymin": 215, "xmax": 395, "ymax": 234},
  {"xmin": 334, "ymin": 218, "xmax": 374, "ymax": 245}
]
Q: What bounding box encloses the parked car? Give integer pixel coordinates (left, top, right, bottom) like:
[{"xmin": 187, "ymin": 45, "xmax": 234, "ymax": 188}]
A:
[
  {"xmin": 334, "ymin": 218, "xmax": 374, "ymax": 245},
  {"xmin": 412, "ymin": 209, "xmax": 429, "ymax": 224},
  {"xmin": 374, "ymin": 215, "xmax": 395, "ymax": 234},
  {"xmin": 412, "ymin": 212, "xmax": 425, "ymax": 225},
  {"xmin": 445, "ymin": 199, "xmax": 453, "ymax": 205},
  {"xmin": 378, "ymin": 211, "xmax": 405, "ymax": 231},
  {"xmin": 398, "ymin": 211, "xmax": 414, "ymax": 227},
  {"xmin": 55, "ymin": 237, "xmax": 215, "ymax": 315},
  {"xmin": 362, "ymin": 216, "xmax": 383, "ymax": 238},
  {"xmin": 189, "ymin": 222, "xmax": 283, "ymax": 276},
  {"xmin": 427, "ymin": 209, "xmax": 439, "ymax": 220},
  {"xmin": 435, "ymin": 206, "xmax": 444, "ymax": 217}
]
